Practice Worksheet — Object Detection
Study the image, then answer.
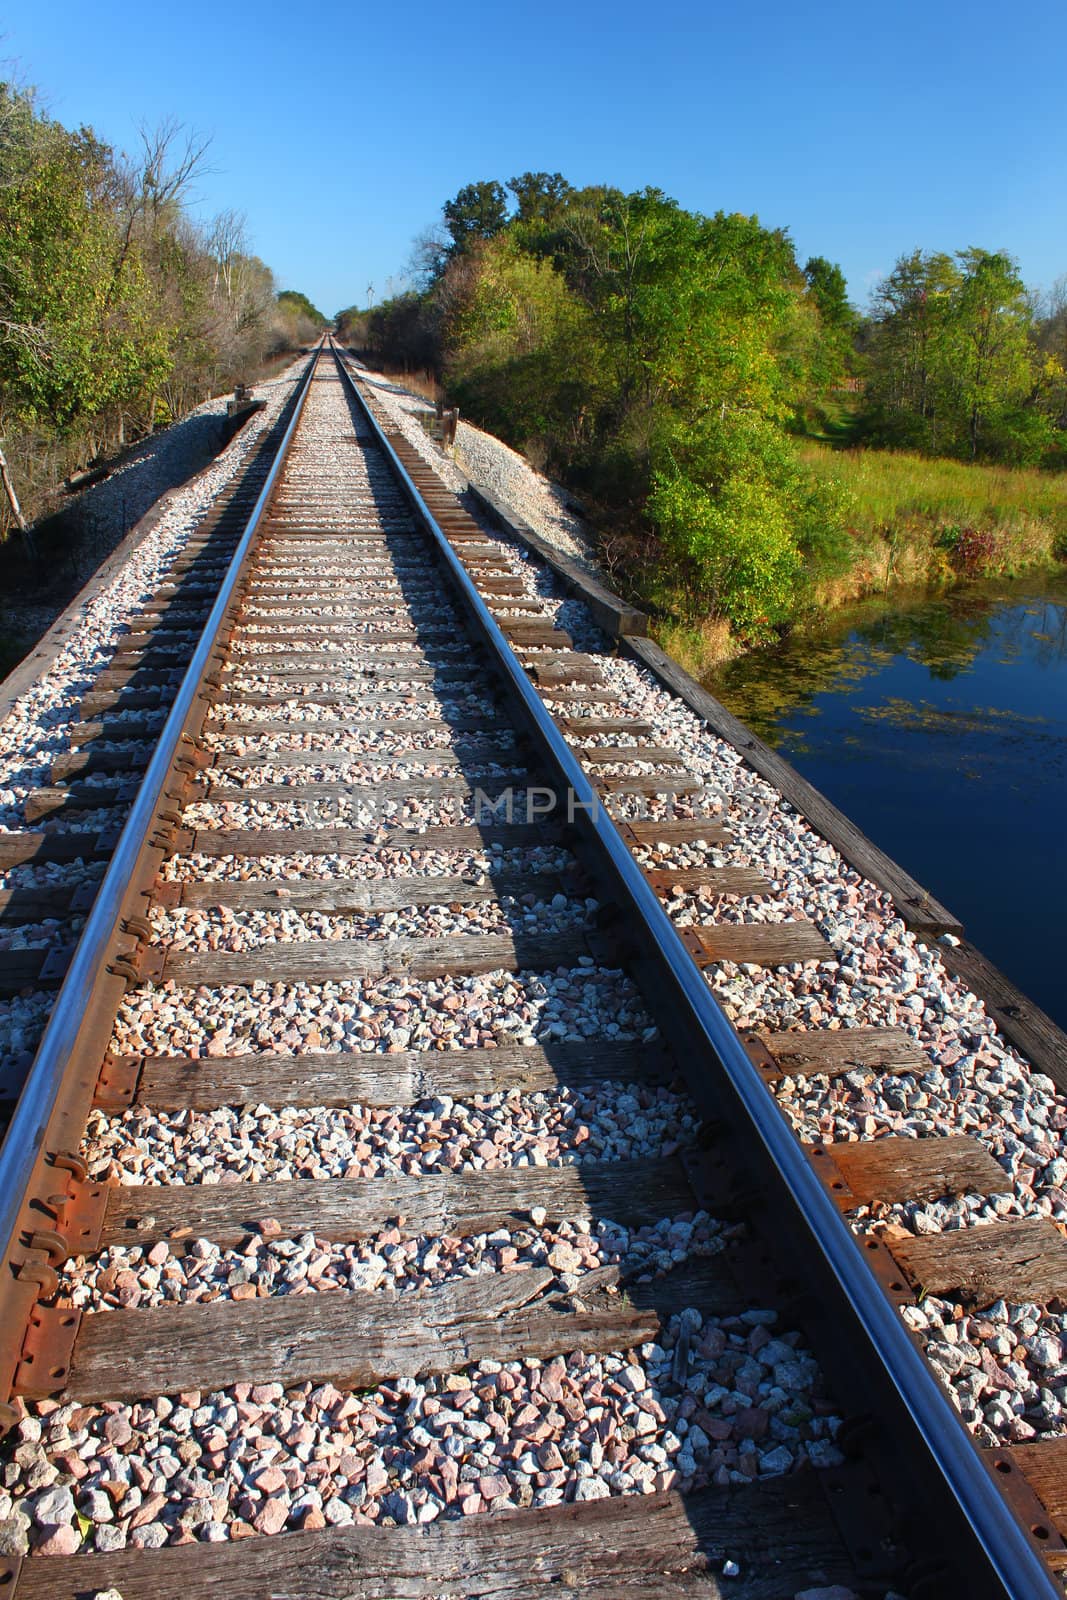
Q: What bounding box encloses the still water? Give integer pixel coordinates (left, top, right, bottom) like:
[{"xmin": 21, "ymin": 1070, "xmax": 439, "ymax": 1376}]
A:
[{"xmin": 705, "ymin": 573, "xmax": 1067, "ymax": 1032}]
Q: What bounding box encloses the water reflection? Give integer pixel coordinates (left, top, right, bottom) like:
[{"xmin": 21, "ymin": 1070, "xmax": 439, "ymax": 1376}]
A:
[{"xmin": 706, "ymin": 572, "xmax": 1067, "ymax": 1029}]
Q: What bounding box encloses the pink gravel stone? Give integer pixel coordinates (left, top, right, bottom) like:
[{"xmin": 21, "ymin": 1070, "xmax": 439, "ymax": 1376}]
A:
[
  {"xmin": 34, "ymin": 1525, "xmax": 81, "ymax": 1556},
  {"xmin": 129, "ymin": 1493, "xmax": 168, "ymax": 1529},
  {"xmin": 254, "ymin": 1497, "xmax": 289, "ymax": 1536}
]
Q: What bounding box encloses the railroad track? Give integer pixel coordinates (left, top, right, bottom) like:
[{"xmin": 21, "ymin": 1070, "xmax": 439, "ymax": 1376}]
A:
[
  {"xmin": 0, "ymin": 340, "xmax": 1063, "ymax": 1596},
  {"xmin": 0, "ymin": 365, "xmax": 313, "ymax": 1109}
]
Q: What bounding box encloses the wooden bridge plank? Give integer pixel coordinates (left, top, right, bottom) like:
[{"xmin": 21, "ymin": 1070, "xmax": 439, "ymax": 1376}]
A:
[
  {"xmin": 217, "ymin": 688, "xmax": 497, "ymax": 710},
  {"xmin": 0, "ymin": 831, "xmax": 112, "ymax": 868},
  {"xmin": 220, "ymin": 661, "xmax": 475, "ymax": 683},
  {"xmin": 686, "ymin": 922, "xmax": 833, "ymax": 968},
  {"xmin": 225, "ymin": 662, "xmax": 473, "ymax": 684},
  {"xmin": 207, "ymin": 744, "xmax": 522, "ymax": 773},
  {"xmin": 997, "ymin": 1439, "xmax": 1067, "ymax": 1565},
  {"xmin": 538, "ymin": 687, "xmax": 619, "ymax": 705},
  {"xmin": 175, "ymin": 869, "xmax": 571, "ymax": 913},
  {"xmin": 0, "ymin": 882, "xmax": 97, "ymax": 921},
  {"xmin": 644, "ymin": 867, "xmax": 771, "ymax": 897},
  {"xmin": 243, "ymin": 594, "xmax": 441, "ymax": 611},
  {"xmin": 501, "ymin": 623, "xmax": 572, "ymax": 648},
  {"xmin": 100, "ymin": 1155, "xmax": 694, "ymax": 1249},
  {"xmin": 212, "ymin": 713, "xmax": 506, "ymax": 732},
  {"xmin": 596, "ymin": 774, "xmax": 704, "ymax": 798},
  {"xmin": 191, "ymin": 776, "xmax": 525, "ymax": 805},
  {"xmin": 528, "ymin": 659, "xmax": 605, "ymax": 688},
  {"xmin": 558, "ymin": 718, "xmax": 655, "ymax": 738},
  {"xmin": 185, "ymin": 822, "xmax": 561, "ymax": 858},
  {"xmin": 815, "ymin": 1135, "xmax": 1009, "ymax": 1205},
  {"xmin": 580, "ymin": 746, "xmax": 683, "ymax": 765},
  {"xmin": 620, "ymin": 819, "xmax": 731, "ymax": 846},
  {"xmin": 24, "ymin": 785, "xmax": 127, "ymax": 821}
]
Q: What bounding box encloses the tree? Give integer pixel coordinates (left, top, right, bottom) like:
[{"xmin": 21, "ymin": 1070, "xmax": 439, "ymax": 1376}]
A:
[
  {"xmin": 864, "ymin": 249, "xmax": 959, "ymax": 448},
  {"xmin": 1035, "ymin": 275, "xmax": 1067, "ymax": 431},
  {"xmin": 443, "ymin": 231, "xmax": 599, "ymax": 458},
  {"xmin": 409, "ymin": 221, "xmax": 451, "ymax": 287},
  {"xmin": 0, "ymin": 72, "xmax": 295, "ymax": 539},
  {"xmin": 948, "ymin": 249, "xmax": 1043, "ymax": 460},
  {"xmin": 430, "ymin": 180, "xmax": 848, "ymax": 633},
  {"xmin": 803, "ymin": 256, "xmax": 852, "ymax": 330},
  {"xmin": 276, "ymin": 290, "xmax": 327, "ymax": 326},
  {"xmin": 864, "ymin": 248, "xmax": 1051, "ymax": 461},
  {"xmin": 507, "ymin": 171, "xmax": 572, "ymax": 224},
  {"xmin": 442, "ymin": 181, "xmax": 508, "ymax": 254}
]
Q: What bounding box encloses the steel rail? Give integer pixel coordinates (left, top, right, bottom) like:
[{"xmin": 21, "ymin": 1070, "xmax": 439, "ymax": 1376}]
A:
[
  {"xmin": 334, "ymin": 340, "xmax": 1059, "ymax": 1600},
  {"xmin": 0, "ymin": 347, "xmax": 320, "ymax": 1282}
]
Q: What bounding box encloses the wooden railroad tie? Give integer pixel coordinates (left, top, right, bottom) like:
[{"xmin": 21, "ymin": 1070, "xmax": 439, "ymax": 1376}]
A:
[
  {"xmin": 9, "ymin": 1477, "xmax": 860, "ymax": 1599},
  {"xmin": 93, "ymin": 1037, "xmax": 673, "ymax": 1112}
]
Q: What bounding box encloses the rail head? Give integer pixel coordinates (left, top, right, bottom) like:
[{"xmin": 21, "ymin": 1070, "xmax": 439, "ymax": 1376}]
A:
[
  {"xmin": 333, "ymin": 340, "xmax": 1059, "ymax": 1600},
  {"xmin": 0, "ymin": 347, "xmax": 321, "ymax": 1379}
]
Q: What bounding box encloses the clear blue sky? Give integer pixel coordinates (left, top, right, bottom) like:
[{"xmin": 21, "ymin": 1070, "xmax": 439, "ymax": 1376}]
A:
[{"xmin": 5, "ymin": 0, "xmax": 1065, "ymax": 317}]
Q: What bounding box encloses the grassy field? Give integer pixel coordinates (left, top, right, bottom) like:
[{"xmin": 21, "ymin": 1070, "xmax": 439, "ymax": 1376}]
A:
[
  {"xmin": 802, "ymin": 442, "xmax": 1067, "ymax": 551},
  {"xmin": 799, "ymin": 442, "xmax": 1067, "ymax": 605}
]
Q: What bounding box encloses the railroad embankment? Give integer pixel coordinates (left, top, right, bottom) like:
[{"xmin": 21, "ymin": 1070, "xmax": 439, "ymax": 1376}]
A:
[{"xmin": 0, "ymin": 354, "xmax": 309, "ymax": 683}]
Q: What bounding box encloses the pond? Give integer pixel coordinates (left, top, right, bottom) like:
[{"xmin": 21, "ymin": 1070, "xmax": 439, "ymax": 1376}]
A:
[{"xmin": 705, "ymin": 573, "xmax": 1067, "ymax": 1033}]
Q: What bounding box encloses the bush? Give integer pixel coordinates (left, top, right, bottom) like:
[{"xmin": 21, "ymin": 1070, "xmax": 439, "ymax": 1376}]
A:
[{"xmin": 649, "ymin": 470, "xmax": 802, "ymax": 639}]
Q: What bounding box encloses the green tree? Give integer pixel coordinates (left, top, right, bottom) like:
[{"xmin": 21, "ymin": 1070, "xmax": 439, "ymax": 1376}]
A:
[
  {"xmin": 275, "ymin": 289, "xmax": 327, "ymax": 327},
  {"xmin": 0, "ymin": 75, "xmax": 288, "ymax": 538},
  {"xmin": 442, "ymin": 181, "xmax": 508, "ymax": 254},
  {"xmin": 804, "ymin": 257, "xmax": 852, "ymax": 329},
  {"xmin": 434, "ymin": 182, "xmax": 849, "ymax": 634},
  {"xmin": 443, "ymin": 231, "xmax": 600, "ymax": 459},
  {"xmin": 865, "ymin": 249, "xmax": 959, "ymax": 449},
  {"xmin": 506, "ymin": 171, "xmax": 572, "ymax": 224},
  {"xmin": 863, "ymin": 248, "xmax": 1051, "ymax": 462},
  {"xmin": 947, "ymin": 249, "xmax": 1044, "ymax": 460}
]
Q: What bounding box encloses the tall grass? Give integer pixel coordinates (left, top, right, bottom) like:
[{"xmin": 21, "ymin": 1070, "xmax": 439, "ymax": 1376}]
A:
[
  {"xmin": 798, "ymin": 443, "xmax": 1067, "ymax": 609},
  {"xmin": 802, "ymin": 443, "xmax": 1067, "ymax": 549}
]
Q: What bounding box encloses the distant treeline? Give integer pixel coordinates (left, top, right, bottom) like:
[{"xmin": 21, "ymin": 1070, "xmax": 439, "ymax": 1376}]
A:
[
  {"xmin": 336, "ymin": 175, "xmax": 1067, "ymax": 638},
  {"xmin": 0, "ymin": 79, "xmax": 327, "ymax": 538}
]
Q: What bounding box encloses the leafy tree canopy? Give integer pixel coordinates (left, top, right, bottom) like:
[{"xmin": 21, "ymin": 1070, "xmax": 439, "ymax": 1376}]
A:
[
  {"xmin": 864, "ymin": 247, "xmax": 1051, "ymax": 462},
  {"xmin": 346, "ymin": 173, "xmax": 1065, "ymax": 638},
  {"xmin": 276, "ymin": 289, "xmax": 328, "ymax": 327},
  {"xmin": 442, "ymin": 181, "xmax": 508, "ymax": 254},
  {"xmin": 506, "ymin": 171, "xmax": 573, "ymax": 224},
  {"xmin": 803, "ymin": 256, "xmax": 853, "ymax": 329},
  {"xmin": 0, "ymin": 74, "xmax": 299, "ymax": 538}
]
